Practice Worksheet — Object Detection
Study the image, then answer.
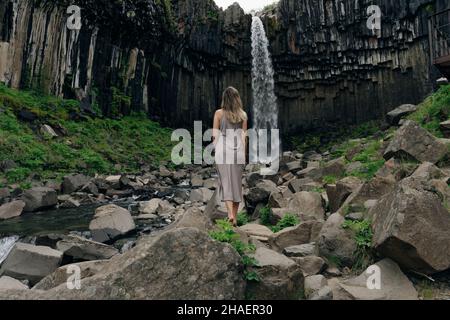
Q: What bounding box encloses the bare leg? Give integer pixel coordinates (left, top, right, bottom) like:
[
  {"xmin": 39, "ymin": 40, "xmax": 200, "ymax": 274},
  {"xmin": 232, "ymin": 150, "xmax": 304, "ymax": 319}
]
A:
[
  {"xmin": 232, "ymin": 203, "xmax": 240, "ymax": 226},
  {"xmin": 225, "ymin": 201, "xmax": 234, "ymax": 222}
]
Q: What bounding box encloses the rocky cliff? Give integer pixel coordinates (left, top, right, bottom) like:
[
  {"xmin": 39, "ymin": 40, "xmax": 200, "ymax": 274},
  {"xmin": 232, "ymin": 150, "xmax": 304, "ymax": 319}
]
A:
[{"xmin": 0, "ymin": 0, "xmax": 443, "ymax": 133}]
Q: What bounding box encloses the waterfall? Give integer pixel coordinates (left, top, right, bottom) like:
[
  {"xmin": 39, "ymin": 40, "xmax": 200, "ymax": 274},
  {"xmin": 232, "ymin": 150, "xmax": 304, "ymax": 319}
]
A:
[
  {"xmin": 0, "ymin": 235, "xmax": 19, "ymax": 264},
  {"xmin": 251, "ymin": 16, "xmax": 278, "ymax": 131},
  {"xmin": 251, "ymin": 16, "xmax": 279, "ymax": 164}
]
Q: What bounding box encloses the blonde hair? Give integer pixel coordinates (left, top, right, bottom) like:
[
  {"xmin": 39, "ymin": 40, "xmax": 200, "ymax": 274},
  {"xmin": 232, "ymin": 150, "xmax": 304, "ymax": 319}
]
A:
[{"xmin": 221, "ymin": 87, "xmax": 248, "ymax": 124}]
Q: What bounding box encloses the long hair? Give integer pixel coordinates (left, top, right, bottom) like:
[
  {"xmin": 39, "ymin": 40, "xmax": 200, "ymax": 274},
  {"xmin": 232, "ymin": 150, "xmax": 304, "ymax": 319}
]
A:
[{"xmin": 221, "ymin": 87, "xmax": 248, "ymax": 124}]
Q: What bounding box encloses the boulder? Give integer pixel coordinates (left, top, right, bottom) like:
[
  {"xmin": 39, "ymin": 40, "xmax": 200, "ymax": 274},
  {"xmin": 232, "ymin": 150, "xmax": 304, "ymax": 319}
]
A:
[
  {"xmin": 386, "ymin": 104, "xmax": 418, "ymax": 125},
  {"xmin": 246, "ymin": 172, "xmax": 264, "ymax": 188},
  {"xmin": 268, "ymin": 190, "xmax": 291, "ymax": 208},
  {"xmin": 371, "ymin": 178, "xmax": 450, "ymax": 274},
  {"xmin": 40, "ymin": 124, "xmax": 58, "ymax": 138},
  {"xmin": 286, "ymin": 161, "xmax": 302, "ymax": 172},
  {"xmin": 338, "ymin": 259, "xmax": 418, "ymax": 300},
  {"xmin": 310, "ymin": 286, "xmax": 333, "ymax": 300},
  {"xmin": 0, "ymin": 187, "xmax": 10, "ymax": 204},
  {"xmin": 293, "ymin": 256, "xmax": 326, "ymax": 277},
  {"xmin": 0, "ymin": 228, "xmax": 246, "ymax": 300},
  {"xmin": 190, "ymin": 175, "xmax": 204, "ymax": 187},
  {"xmin": 0, "ymin": 200, "xmax": 25, "ymax": 220},
  {"xmin": 0, "ymin": 276, "xmax": 29, "ymax": 291},
  {"xmin": 322, "ymin": 157, "xmax": 346, "ymax": 178},
  {"xmin": 22, "ymin": 187, "xmax": 58, "ymax": 212},
  {"xmin": 89, "ymin": 204, "xmax": 136, "ymax": 243},
  {"xmin": 269, "ymin": 220, "xmax": 324, "ymax": 252},
  {"xmin": 62, "ymin": 174, "xmax": 90, "ymax": 194},
  {"xmin": 245, "ymin": 180, "xmax": 278, "ymax": 207},
  {"xmin": 288, "ymin": 192, "xmax": 325, "ymax": 220},
  {"xmin": 283, "ymin": 243, "xmax": 317, "ymax": 258},
  {"xmin": 204, "ymin": 190, "xmax": 228, "ymax": 222},
  {"xmin": 384, "ymin": 120, "xmax": 447, "ymax": 164},
  {"xmin": 440, "ymin": 120, "xmax": 450, "ymax": 138},
  {"xmin": 411, "ymin": 162, "xmax": 446, "ymax": 180},
  {"xmin": 239, "ymin": 224, "xmax": 274, "ymax": 239},
  {"xmin": 327, "ymin": 177, "xmax": 362, "ymax": 213},
  {"xmin": 189, "ymin": 188, "xmax": 214, "ymax": 203},
  {"xmin": 56, "ymin": 235, "xmax": 119, "ymax": 261},
  {"xmin": 304, "ymin": 275, "xmax": 328, "ymax": 299},
  {"xmin": 317, "ymin": 213, "xmax": 357, "ymax": 268},
  {"xmin": 0, "ymin": 243, "xmax": 63, "ymax": 285},
  {"xmin": 175, "ymin": 207, "xmax": 213, "ymax": 232},
  {"xmin": 246, "ymin": 247, "xmax": 304, "ymax": 300},
  {"xmin": 33, "ymin": 260, "xmax": 109, "ymax": 290},
  {"xmin": 139, "ymin": 198, "xmax": 162, "ymax": 215}
]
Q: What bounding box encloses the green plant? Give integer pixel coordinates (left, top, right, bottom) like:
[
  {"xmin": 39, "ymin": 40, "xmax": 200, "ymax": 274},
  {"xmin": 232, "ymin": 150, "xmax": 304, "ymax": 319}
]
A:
[
  {"xmin": 237, "ymin": 211, "xmax": 249, "ymax": 227},
  {"xmin": 342, "ymin": 219, "xmax": 374, "ymax": 271},
  {"xmin": 209, "ymin": 219, "xmax": 259, "ymax": 282},
  {"xmin": 322, "ymin": 175, "xmax": 337, "ymax": 184},
  {"xmin": 259, "ymin": 206, "xmax": 272, "ymax": 226},
  {"xmin": 271, "ymin": 214, "xmax": 300, "ymax": 233}
]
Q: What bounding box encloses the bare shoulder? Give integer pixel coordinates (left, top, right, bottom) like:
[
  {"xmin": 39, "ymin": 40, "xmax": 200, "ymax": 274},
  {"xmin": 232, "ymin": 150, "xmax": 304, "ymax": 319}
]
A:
[{"xmin": 215, "ymin": 109, "xmax": 223, "ymax": 118}]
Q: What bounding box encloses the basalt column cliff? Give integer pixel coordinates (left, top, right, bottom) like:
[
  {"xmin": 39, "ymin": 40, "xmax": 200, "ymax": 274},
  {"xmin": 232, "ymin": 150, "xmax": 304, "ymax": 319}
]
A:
[{"xmin": 0, "ymin": 0, "xmax": 445, "ymax": 132}]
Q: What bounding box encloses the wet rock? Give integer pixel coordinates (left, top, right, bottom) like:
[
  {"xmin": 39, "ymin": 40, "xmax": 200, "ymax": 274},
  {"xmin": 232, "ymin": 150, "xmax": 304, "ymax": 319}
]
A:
[
  {"xmin": 139, "ymin": 198, "xmax": 162, "ymax": 215},
  {"xmin": 0, "ymin": 200, "xmax": 25, "ymax": 220},
  {"xmin": 62, "ymin": 174, "xmax": 90, "ymax": 194},
  {"xmin": 384, "ymin": 120, "xmax": 447, "ymax": 164},
  {"xmin": 386, "ymin": 104, "xmax": 418, "ymax": 126},
  {"xmin": 0, "ymin": 243, "xmax": 63, "ymax": 286},
  {"xmin": 56, "ymin": 235, "xmax": 119, "ymax": 261},
  {"xmin": 338, "ymin": 259, "xmax": 418, "ymax": 300},
  {"xmin": 22, "ymin": 187, "xmax": 57, "ymax": 212},
  {"xmin": 89, "ymin": 204, "xmax": 136, "ymax": 243},
  {"xmin": 247, "ymin": 247, "xmax": 304, "ymax": 300},
  {"xmin": 371, "ymin": 177, "xmax": 450, "ymax": 274}
]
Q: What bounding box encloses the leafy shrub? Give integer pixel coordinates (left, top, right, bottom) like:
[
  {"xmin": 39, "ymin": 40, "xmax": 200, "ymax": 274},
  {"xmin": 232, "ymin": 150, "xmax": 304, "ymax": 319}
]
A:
[
  {"xmin": 342, "ymin": 219, "xmax": 374, "ymax": 271},
  {"xmin": 271, "ymin": 214, "xmax": 300, "ymax": 233},
  {"xmin": 237, "ymin": 211, "xmax": 249, "ymax": 227},
  {"xmin": 259, "ymin": 206, "xmax": 272, "ymax": 226}
]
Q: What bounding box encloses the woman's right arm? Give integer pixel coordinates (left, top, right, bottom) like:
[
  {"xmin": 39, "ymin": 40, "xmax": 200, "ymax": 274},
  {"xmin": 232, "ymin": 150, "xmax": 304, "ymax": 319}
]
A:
[{"xmin": 212, "ymin": 110, "xmax": 221, "ymax": 146}]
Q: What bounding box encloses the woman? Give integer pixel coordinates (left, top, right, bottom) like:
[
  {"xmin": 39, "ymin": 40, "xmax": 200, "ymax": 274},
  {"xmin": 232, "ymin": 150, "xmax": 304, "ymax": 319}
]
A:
[{"xmin": 213, "ymin": 87, "xmax": 248, "ymax": 227}]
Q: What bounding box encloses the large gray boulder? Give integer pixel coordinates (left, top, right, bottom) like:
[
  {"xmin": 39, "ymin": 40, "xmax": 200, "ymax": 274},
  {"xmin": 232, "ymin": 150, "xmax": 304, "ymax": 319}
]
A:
[
  {"xmin": 338, "ymin": 259, "xmax": 418, "ymax": 300},
  {"xmin": 0, "ymin": 276, "xmax": 29, "ymax": 290},
  {"xmin": 175, "ymin": 207, "xmax": 214, "ymax": 232},
  {"xmin": 245, "ymin": 180, "xmax": 279, "ymax": 207},
  {"xmin": 189, "ymin": 188, "xmax": 214, "ymax": 203},
  {"xmin": 246, "ymin": 247, "xmax": 304, "ymax": 300},
  {"xmin": 0, "ymin": 243, "xmax": 63, "ymax": 285},
  {"xmin": 327, "ymin": 177, "xmax": 362, "ymax": 213},
  {"xmin": 62, "ymin": 174, "xmax": 90, "ymax": 194},
  {"xmin": 0, "ymin": 228, "xmax": 246, "ymax": 300},
  {"xmin": 22, "ymin": 187, "xmax": 57, "ymax": 212},
  {"xmin": 269, "ymin": 220, "xmax": 323, "ymax": 252},
  {"xmin": 371, "ymin": 177, "xmax": 450, "ymax": 274},
  {"xmin": 384, "ymin": 120, "xmax": 448, "ymax": 164},
  {"xmin": 0, "ymin": 200, "xmax": 25, "ymax": 220},
  {"xmin": 56, "ymin": 235, "xmax": 119, "ymax": 261},
  {"xmin": 288, "ymin": 192, "xmax": 325, "ymax": 220},
  {"xmin": 386, "ymin": 104, "xmax": 418, "ymax": 126},
  {"xmin": 317, "ymin": 213, "xmax": 357, "ymax": 268},
  {"xmin": 89, "ymin": 204, "xmax": 136, "ymax": 243}
]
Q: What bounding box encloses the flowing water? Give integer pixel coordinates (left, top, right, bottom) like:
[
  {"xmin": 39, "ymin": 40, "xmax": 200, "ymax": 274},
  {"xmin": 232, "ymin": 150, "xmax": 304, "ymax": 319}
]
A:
[
  {"xmin": 0, "ymin": 235, "xmax": 19, "ymax": 264},
  {"xmin": 251, "ymin": 16, "xmax": 279, "ymax": 163}
]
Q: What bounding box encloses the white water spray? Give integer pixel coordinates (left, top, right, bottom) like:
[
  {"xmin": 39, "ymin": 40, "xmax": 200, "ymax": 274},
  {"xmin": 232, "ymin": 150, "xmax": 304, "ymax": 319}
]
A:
[
  {"xmin": 251, "ymin": 16, "xmax": 278, "ymax": 131},
  {"xmin": 0, "ymin": 235, "xmax": 19, "ymax": 264},
  {"xmin": 250, "ymin": 16, "xmax": 279, "ymax": 165}
]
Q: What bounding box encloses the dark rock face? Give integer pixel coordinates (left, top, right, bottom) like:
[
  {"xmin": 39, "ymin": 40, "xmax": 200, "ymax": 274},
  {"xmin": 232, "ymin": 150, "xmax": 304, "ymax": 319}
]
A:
[{"xmin": 0, "ymin": 0, "xmax": 439, "ymax": 133}]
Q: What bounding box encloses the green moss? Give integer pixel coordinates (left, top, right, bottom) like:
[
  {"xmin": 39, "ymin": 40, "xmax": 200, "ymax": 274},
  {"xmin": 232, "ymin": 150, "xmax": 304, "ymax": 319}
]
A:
[
  {"xmin": 408, "ymin": 84, "xmax": 450, "ymax": 137},
  {"xmin": 347, "ymin": 139, "xmax": 385, "ymax": 181},
  {"xmin": 0, "ymin": 85, "xmax": 174, "ymax": 184}
]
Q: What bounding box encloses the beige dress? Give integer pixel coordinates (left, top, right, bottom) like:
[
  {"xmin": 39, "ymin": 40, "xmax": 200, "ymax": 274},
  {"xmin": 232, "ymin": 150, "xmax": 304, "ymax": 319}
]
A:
[{"xmin": 215, "ymin": 115, "xmax": 245, "ymax": 203}]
